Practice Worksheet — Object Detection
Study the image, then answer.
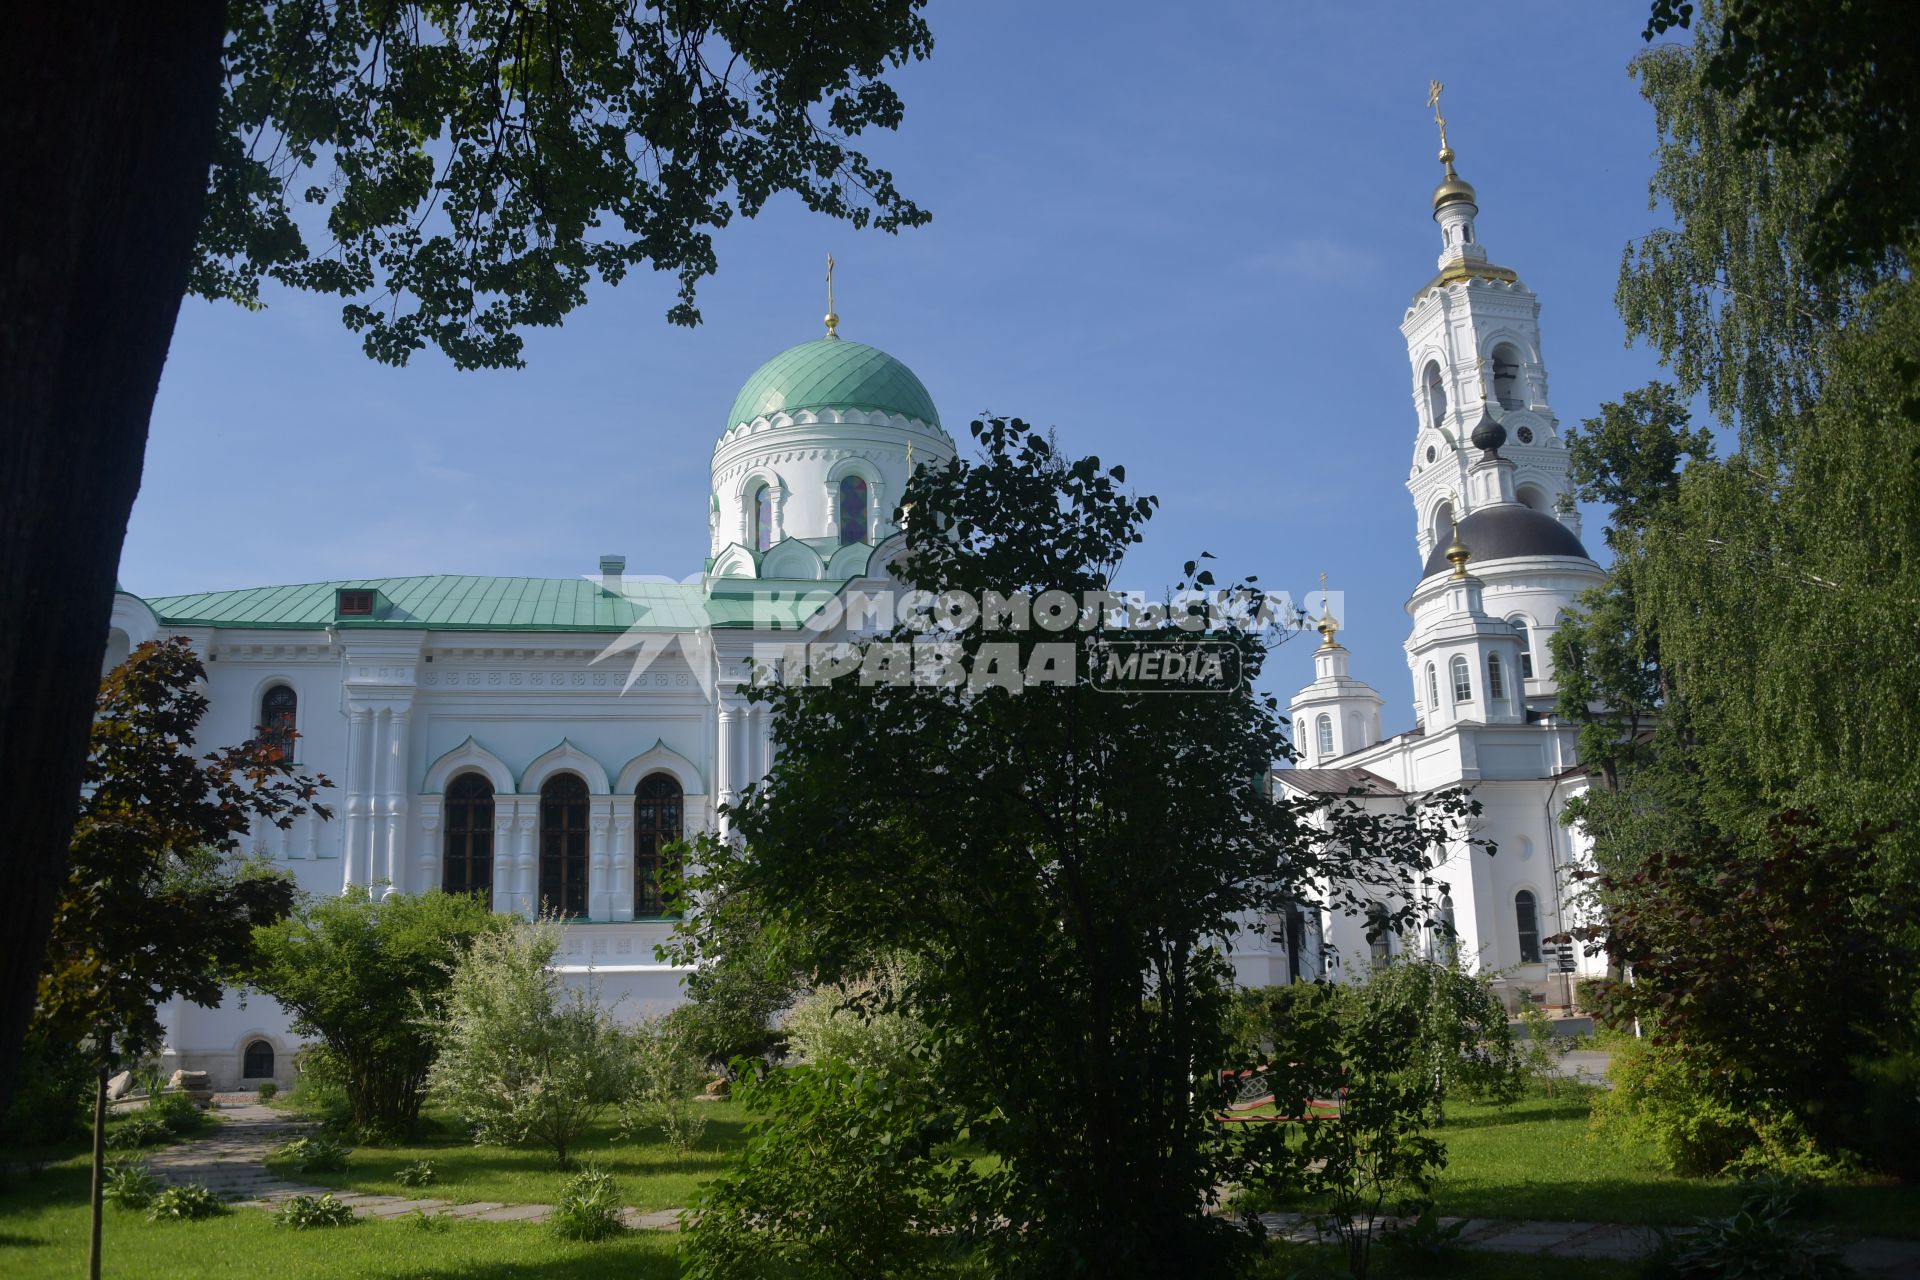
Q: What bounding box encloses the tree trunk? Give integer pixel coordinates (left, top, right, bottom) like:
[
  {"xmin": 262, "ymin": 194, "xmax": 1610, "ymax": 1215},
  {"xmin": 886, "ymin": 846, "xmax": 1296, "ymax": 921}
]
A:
[
  {"xmin": 89, "ymin": 1059, "xmax": 107, "ymax": 1280},
  {"xmin": 0, "ymin": 3, "xmax": 227, "ymax": 1114}
]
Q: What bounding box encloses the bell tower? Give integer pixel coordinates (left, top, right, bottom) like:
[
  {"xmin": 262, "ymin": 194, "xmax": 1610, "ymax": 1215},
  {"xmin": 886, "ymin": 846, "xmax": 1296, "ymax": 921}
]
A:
[{"xmin": 1402, "ymin": 84, "xmax": 1578, "ymax": 563}]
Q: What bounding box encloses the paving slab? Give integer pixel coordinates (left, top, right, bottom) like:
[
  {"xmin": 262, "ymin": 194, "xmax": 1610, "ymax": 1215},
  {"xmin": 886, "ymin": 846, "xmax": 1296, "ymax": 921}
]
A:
[
  {"xmin": 623, "ymin": 1209, "xmax": 682, "ymax": 1231},
  {"xmin": 473, "ymin": 1203, "xmax": 551, "ymax": 1223},
  {"xmin": 439, "ymin": 1201, "xmax": 509, "ymax": 1219},
  {"xmin": 365, "ymin": 1199, "xmax": 449, "ymax": 1218}
]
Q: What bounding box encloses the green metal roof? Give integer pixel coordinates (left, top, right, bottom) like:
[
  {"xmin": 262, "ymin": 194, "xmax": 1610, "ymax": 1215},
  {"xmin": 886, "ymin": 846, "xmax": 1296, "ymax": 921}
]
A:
[
  {"xmin": 143, "ymin": 575, "xmax": 835, "ymax": 633},
  {"xmin": 727, "ymin": 336, "xmax": 940, "ymax": 430}
]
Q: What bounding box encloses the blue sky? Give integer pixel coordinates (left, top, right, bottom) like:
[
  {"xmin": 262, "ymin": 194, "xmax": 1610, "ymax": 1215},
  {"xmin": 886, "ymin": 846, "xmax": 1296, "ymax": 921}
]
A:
[{"xmin": 124, "ymin": 0, "xmax": 1674, "ymax": 736}]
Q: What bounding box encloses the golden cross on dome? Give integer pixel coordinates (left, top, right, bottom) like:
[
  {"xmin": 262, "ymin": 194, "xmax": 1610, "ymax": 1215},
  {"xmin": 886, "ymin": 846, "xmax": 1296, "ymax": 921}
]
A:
[
  {"xmin": 1316, "ymin": 571, "xmax": 1340, "ymax": 647},
  {"xmin": 1428, "ymin": 79, "xmax": 1450, "ymax": 153},
  {"xmin": 824, "ymin": 254, "xmax": 839, "ymax": 337}
]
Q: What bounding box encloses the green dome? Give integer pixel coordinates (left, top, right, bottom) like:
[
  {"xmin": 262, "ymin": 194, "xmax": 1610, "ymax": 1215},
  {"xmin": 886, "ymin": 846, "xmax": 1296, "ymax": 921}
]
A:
[{"xmin": 727, "ymin": 336, "xmax": 940, "ymax": 429}]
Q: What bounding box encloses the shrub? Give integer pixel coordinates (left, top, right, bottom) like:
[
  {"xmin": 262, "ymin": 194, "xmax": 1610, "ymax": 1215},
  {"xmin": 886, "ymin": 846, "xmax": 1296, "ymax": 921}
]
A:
[
  {"xmin": 406, "ymin": 1208, "xmax": 450, "ymax": 1232},
  {"xmin": 273, "ymin": 1192, "xmax": 356, "ymax": 1229},
  {"xmin": 256, "ymin": 1081, "xmax": 278, "ymax": 1101},
  {"xmin": 106, "ymin": 1113, "xmax": 172, "ymax": 1149},
  {"xmin": 1360, "ymin": 958, "xmax": 1523, "ymax": 1110},
  {"xmin": 102, "ymin": 1158, "xmax": 162, "ymax": 1210},
  {"xmin": 1244, "ymin": 980, "xmax": 1448, "ymax": 1280},
  {"xmin": 781, "ymin": 955, "xmax": 928, "ymax": 1077},
  {"xmin": 425, "ymin": 918, "xmax": 629, "ymax": 1168},
  {"xmin": 0, "ymin": 1031, "xmax": 93, "ymax": 1149},
  {"xmin": 274, "ymin": 1133, "xmax": 351, "ymax": 1172},
  {"xmin": 549, "ymin": 1167, "xmax": 626, "ymax": 1242},
  {"xmin": 625, "ymin": 1015, "xmax": 710, "ymax": 1152},
  {"xmin": 250, "ymin": 888, "xmax": 506, "ymax": 1138},
  {"xmin": 681, "ymin": 1057, "xmax": 979, "ymax": 1280},
  {"xmin": 1591, "ymin": 1037, "xmax": 1752, "ymax": 1176},
  {"xmin": 1518, "ymin": 1002, "xmax": 1575, "ymax": 1097},
  {"xmin": 147, "ymin": 1089, "xmax": 207, "ymax": 1135},
  {"xmin": 147, "ymin": 1183, "xmax": 224, "ymax": 1222},
  {"xmin": 396, "ymin": 1159, "xmax": 437, "ymax": 1188}
]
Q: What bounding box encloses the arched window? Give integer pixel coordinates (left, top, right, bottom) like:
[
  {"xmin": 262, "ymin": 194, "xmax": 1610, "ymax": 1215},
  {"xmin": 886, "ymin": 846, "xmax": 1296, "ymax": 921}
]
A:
[
  {"xmin": 1425, "ymin": 662, "xmax": 1440, "ymax": 712},
  {"xmin": 1515, "ymin": 482, "xmax": 1549, "ymax": 513},
  {"xmin": 1315, "ymin": 713, "xmax": 1334, "ymax": 758},
  {"xmin": 1423, "ymin": 361, "xmax": 1447, "ymax": 428},
  {"xmin": 539, "ymin": 774, "xmax": 590, "ymax": 918},
  {"xmin": 1515, "ymin": 890, "xmax": 1542, "ymax": 963},
  {"xmin": 443, "ymin": 772, "xmax": 495, "ymax": 905},
  {"xmin": 1510, "ymin": 619, "xmax": 1534, "ymax": 679},
  {"xmin": 633, "ymin": 772, "xmax": 683, "ymax": 917},
  {"xmin": 1283, "ymin": 903, "xmax": 1307, "ymax": 984},
  {"xmin": 751, "ymin": 483, "xmax": 772, "ymax": 553},
  {"xmin": 1366, "ymin": 904, "xmax": 1392, "ymax": 969},
  {"xmin": 260, "ymin": 685, "xmax": 297, "ymax": 762},
  {"xmin": 1450, "ymin": 654, "xmax": 1472, "ymax": 702},
  {"xmin": 1429, "ymin": 500, "xmax": 1455, "ymax": 551},
  {"xmin": 1487, "ymin": 652, "xmax": 1506, "ymax": 701},
  {"xmin": 838, "ymin": 475, "xmax": 869, "ymax": 545},
  {"xmin": 242, "ymin": 1040, "xmax": 275, "ymax": 1080},
  {"xmin": 1491, "ymin": 343, "xmax": 1523, "ymax": 410},
  {"xmin": 1437, "ymin": 894, "xmax": 1459, "ymax": 962}
]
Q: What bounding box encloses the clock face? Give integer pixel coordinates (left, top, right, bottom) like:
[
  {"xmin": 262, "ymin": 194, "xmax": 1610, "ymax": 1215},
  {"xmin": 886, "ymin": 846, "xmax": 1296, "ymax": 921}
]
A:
[
  {"xmin": 1516, "ymin": 425, "xmax": 1535, "ymax": 444},
  {"xmin": 1426, "ymin": 445, "xmax": 1437, "ymax": 462}
]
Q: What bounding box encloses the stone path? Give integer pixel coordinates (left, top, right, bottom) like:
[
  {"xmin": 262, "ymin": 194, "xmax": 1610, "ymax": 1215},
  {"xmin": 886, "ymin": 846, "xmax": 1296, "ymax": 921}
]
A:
[
  {"xmin": 1254, "ymin": 1210, "xmax": 1920, "ymax": 1276},
  {"xmin": 141, "ymin": 1102, "xmax": 681, "ymax": 1230}
]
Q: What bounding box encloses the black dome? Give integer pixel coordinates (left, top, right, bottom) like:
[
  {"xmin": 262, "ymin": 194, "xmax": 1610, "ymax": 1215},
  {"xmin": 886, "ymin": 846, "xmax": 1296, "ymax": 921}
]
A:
[{"xmin": 1423, "ymin": 504, "xmax": 1592, "ymax": 578}]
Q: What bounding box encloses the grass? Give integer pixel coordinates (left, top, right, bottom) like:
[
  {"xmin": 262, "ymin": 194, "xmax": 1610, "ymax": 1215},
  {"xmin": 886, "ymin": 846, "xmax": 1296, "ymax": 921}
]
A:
[
  {"xmin": 1432, "ymin": 1084, "xmax": 1920, "ymax": 1239},
  {"xmin": 1246, "ymin": 1239, "xmax": 1637, "ymax": 1279},
  {"xmin": 0, "ymin": 1161, "xmax": 681, "ymax": 1279},
  {"xmin": 264, "ymin": 1102, "xmax": 749, "ymax": 1210}
]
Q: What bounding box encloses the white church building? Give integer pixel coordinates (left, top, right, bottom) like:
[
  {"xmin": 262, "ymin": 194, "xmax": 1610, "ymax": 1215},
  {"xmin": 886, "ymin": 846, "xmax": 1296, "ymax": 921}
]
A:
[
  {"xmin": 1265, "ymin": 137, "xmax": 1609, "ymax": 1009},
  {"xmin": 107, "ymin": 136, "xmax": 1607, "ymax": 1089}
]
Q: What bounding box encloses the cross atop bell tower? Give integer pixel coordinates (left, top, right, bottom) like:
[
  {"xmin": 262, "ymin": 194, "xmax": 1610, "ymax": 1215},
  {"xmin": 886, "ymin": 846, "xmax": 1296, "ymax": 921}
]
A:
[{"xmin": 1400, "ymin": 84, "xmax": 1579, "ymax": 562}]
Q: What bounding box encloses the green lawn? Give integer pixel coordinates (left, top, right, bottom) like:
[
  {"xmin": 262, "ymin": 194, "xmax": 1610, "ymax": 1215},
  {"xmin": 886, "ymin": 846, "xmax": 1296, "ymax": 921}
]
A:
[
  {"xmin": 264, "ymin": 1103, "xmax": 749, "ymax": 1210},
  {"xmin": 1246, "ymin": 1240, "xmax": 1635, "ymax": 1279},
  {"xmin": 1431, "ymin": 1085, "xmax": 1920, "ymax": 1239},
  {"xmin": 0, "ymin": 1162, "xmax": 681, "ymax": 1279}
]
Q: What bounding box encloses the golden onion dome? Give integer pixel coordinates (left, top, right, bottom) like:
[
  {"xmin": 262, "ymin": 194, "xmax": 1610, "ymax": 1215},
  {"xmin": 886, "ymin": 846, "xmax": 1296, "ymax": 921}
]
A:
[{"xmin": 1432, "ymin": 146, "xmax": 1477, "ymax": 212}]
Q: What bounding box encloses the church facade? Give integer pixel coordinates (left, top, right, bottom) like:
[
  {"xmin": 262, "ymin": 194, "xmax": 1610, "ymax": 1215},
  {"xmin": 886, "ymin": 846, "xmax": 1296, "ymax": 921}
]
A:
[
  {"xmin": 107, "ymin": 141, "xmax": 1606, "ymax": 1090},
  {"xmin": 1265, "ymin": 139, "xmax": 1609, "ymax": 1010}
]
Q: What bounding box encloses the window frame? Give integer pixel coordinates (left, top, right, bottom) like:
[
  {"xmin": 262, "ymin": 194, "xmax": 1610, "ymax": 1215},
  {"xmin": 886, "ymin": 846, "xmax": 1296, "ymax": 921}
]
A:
[
  {"xmin": 1515, "ymin": 889, "xmax": 1542, "ymax": 964},
  {"xmin": 751, "ymin": 483, "xmax": 772, "ymax": 553},
  {"xmin": 259, "ymin": 684, "xmax": 298, "ymax": 763},
  {"xmin": 1314, "ymin": 713, "xmax": 1334, "ymax": 758},
  {"xmin": 242, "ymin": 1039, "xmax": 275, "ymax": 1080},
  {"xmin": 538, "ymin": 773, "xmax": 591, "ymax": 919},
  {"xmin": 837, "ymin": 474, "xmax": 870, "ymax": 545},
  {"xmin": 442, "ymin": 771, "xmax": 496, "ymax": 907},
  {"xmin": 633, "ymin": 772, "xmax": 684, "ymax": 918},
  {"xmin": 1487, "ymin": 652, "xmax": 1505, "ymax": 701},
  {"xmin": 1450, "ymin": 654, "xmax": 1472, "ymax": 703}
]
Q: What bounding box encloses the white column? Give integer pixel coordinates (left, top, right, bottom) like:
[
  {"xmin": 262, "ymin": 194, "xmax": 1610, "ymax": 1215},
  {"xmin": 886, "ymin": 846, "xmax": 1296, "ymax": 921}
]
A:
[
  {"xmin": 588, "ymin": 798, "xmax": 612, "ymax": 920},
  {"xmin": 381, "ymin": 707, "xmax": 411, "ymax": 896},
  {"xmin": 716, "ymin": 699, "xmax": 745, "ymax": 840},
  {"xmin": 514, "ymin": 803, "xmax": 538, "ymax": 916},
  {"xmin": 489, "ymin": 798, "xmax": 517, "ymax": 914},
  {"xmin": 342, "ymin": 706, "xmax": 374, "ymax": 890},
  {"xmin": 612, "ymin": 804, "xmax": 635, "ymax": 922},
  {"xmin": 414, "ymin": 797, "xmax": 442, "ymax": 896}
]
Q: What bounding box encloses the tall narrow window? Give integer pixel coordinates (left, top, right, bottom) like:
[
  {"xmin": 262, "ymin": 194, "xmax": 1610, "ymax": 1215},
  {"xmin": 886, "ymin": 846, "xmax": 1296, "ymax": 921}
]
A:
[
  {"xmin": 1515, "ymin": 889, "xmax": 1542, "ymax": 963},
  {"xmin": 838, "ymin": 475, "xmax": 869, "ymax": 545},
  {"xmin": 634, "ymin": 772, "xmax": 684, "ymax": 917},
  {"xmin": 443, "ymin": 772, "xmax": 495, "ymax": 906},
  {"xmin": 1450, "ymin": 654, "xmax": 1471, "ymax": 702},
  {"xmin": 1284, "ymin": 903, "xmax": 1306, "ymax": 984},
  {"xmin": 1315, "ymin": 713, "xmax": 1334, "ymax": 758},
  {"xmin": 1510, "ymin": 619, "xmax": 1534, "ymax": 679},
  {"xmin": 1423, "ymin": 361, "xmax": 1447, "ymax": 428},
  {"xmin": 751, "ymin": 484, "xmax": 772, "ymax": 552},
  {"xmin": 539, "ymin": 773, "xmax": 590, "ymax": 918},
  {"xmin": 1425, "ymin": 662, "xmax": 1440, "ymax": 712},
  {"xmin": 1366, "ymin": 904, "xmax": 1392, "ymax": 969},
  {"xmin": 1492, "ymin": 343, "xmax": 1522, "ymax": 409},
  {"xmin": 1487, "ymin": 653, "xmax": 1505, "ymax": 701},
  {"xmin": 260, "ymin": 685, "xmax": 297, "ymax": 762}
]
